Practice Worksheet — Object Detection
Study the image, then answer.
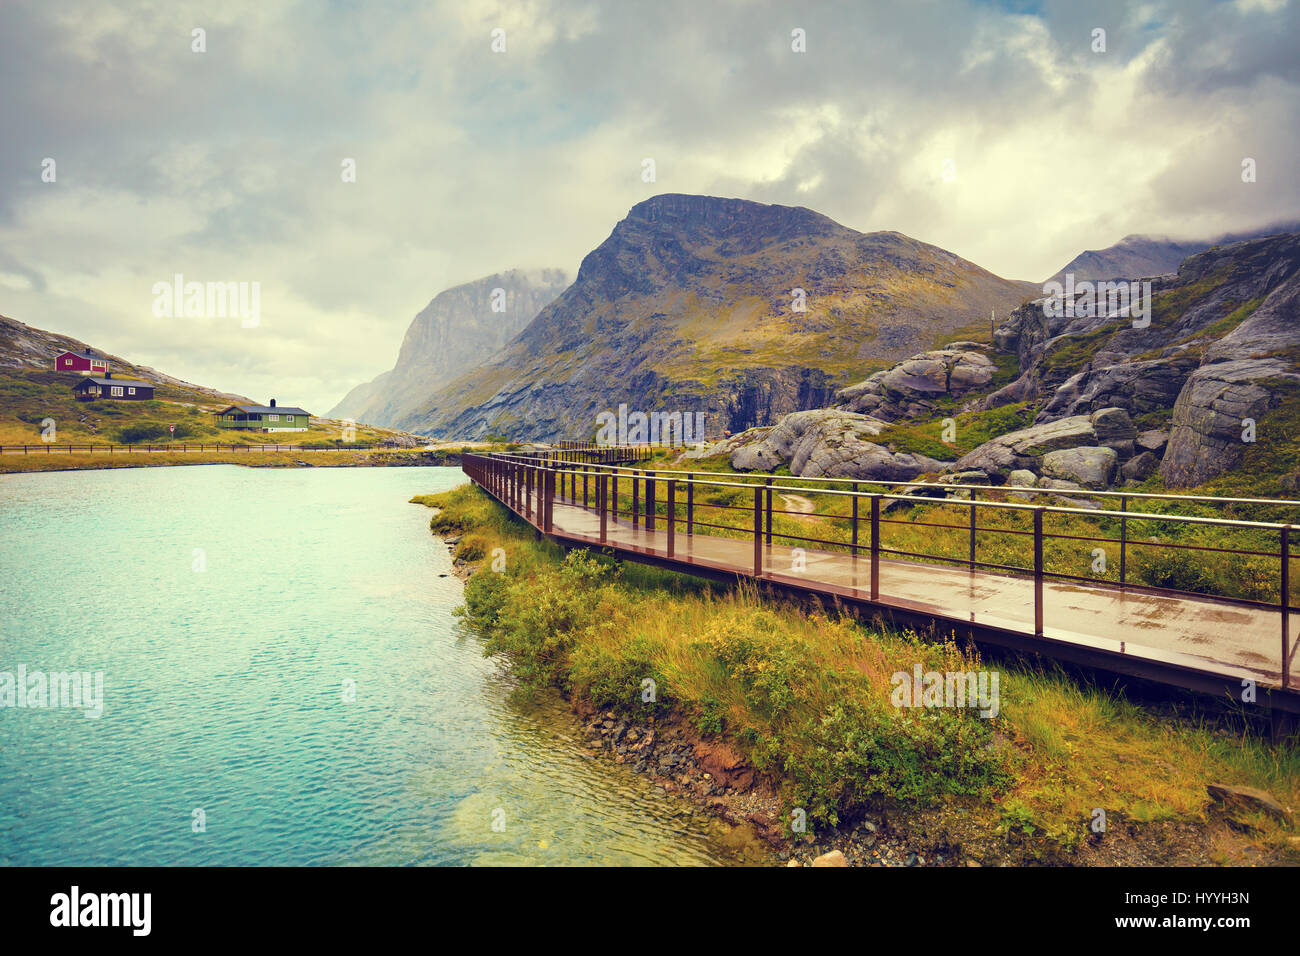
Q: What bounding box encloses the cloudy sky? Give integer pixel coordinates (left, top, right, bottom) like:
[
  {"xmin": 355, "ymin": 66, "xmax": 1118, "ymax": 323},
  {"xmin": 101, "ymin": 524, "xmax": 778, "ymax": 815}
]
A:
[{"xmin": 1, "ymin": 0, "xmax": 1296, "ymax": 413}]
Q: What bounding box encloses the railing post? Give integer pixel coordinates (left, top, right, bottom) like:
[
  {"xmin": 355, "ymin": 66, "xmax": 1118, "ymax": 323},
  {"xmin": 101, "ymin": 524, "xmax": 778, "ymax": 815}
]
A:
[
  {"xmin": 1283, "ymin": 525, "xmax": 1291, "ymax": 691},
  {"xmin": 1119, "ymin": 495, "xmax": 1128, "ymax": 586},
  {"xmin": 583, "ymin": 466, "xmax": 589, "ymax": 509},
  {"xmin": 1034, "ymin": 507, "xmax": 1045, "ymax": 637},
  {"xmin": 632, "ymin": 473, "xmax": 639, "ymax": 531},
  {"xmin": 600, "ymin": 473, "xmax": 608, "ymax": 544},
  {"xmin": 753, "ymin": 485, "xmax": 763, "ymax": 576},
  {"xmin": 687, "ymin": 481, "xmax": 694, "ymax": 536},
  {"xmin": 646, "ymin": 472, "xmax": 656, "ymax": 533},
  {"xmin": 667, "ymin": 480, "xmax": 676, "ymax": 557},
  {"xmin": 612, "ymin": 468, "xmax": 619, "ymax": 520},
  {"xmin": 969, "ymin": 489, "xmax": 977, "ymax": 572},
  {"xmin": 870, "ymin": 494, "xmax": 880, "ymax": 600},
  {"xmin": 851, "ymin": 483, "xmax": 859, "ymax": 553},
  {"xmin": 765, "ymin": 478, "xmax": 773, "ymax": 545}
]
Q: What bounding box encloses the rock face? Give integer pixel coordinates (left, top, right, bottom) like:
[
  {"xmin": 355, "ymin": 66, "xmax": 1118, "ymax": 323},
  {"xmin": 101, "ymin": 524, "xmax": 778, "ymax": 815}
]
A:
[
  {"xmin": 1158, "ymin": 263, "xmax": 1300, "ymax": 487},
  {"xmin": 328, "ymin": 268, "xmax": 569, "ymax": 427},
  {"xmin": 955, "ymin": 408, "xmax": 1135, "ymax": 481},
  {"xmin": 1160, "ymin": 357, "xmax": 1299, "ymax": 487},
  {"xmin": 728, "ymin": 409, "xmax": 949, "ymax": 480},
  {"xmin": 835, "ymin": 346, "xmax": 997, "ymax": 421},
  {"xmin": 404, "ymin": 193, "xmax": 1036, "ymax": 440},
  {"xmin": 1037, "ymin": 355, "xmax": 1197, "ymax": 421}
]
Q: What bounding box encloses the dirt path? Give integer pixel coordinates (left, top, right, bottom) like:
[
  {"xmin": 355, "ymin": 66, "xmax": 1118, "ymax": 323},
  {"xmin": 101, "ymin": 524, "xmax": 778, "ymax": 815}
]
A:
[{"xmin": 778, "ymin": 493, "xmax": 816, "ymax": 517}]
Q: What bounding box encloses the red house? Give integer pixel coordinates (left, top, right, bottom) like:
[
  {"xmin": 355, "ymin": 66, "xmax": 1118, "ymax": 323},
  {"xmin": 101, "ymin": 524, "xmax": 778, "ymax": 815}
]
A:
[{"xmin": 56, "ymin": 348, "xmax": 109, "ymax": 375}]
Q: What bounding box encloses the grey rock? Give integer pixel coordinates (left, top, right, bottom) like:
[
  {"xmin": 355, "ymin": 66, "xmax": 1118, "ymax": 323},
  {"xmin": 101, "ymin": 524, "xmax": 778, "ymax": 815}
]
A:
[
  {"xmin": 1120, "ymin": 450, "xmax": 1160, "ymax": 481},
  {"xmin": 1160, "ymin": 357, "xmax": 1300, "ymax": 487},
  {"xmin": 728, "ymin": 408, "xmax": 948, "ymax": 480},
  {"xmin": 1007, "ymin": 469, "xmax": 1037, "ymax": 487},
  {"xmin": 953, "ymin": 407, "xmax": 1129, "ymax": 480},
  {"xmin": 1040, "ymin": 446, "xmax": 1118, "ymax": 488},
  {"xmin": 1136, "ymin": 429, "xmax": 1169, "ymax": 453}
]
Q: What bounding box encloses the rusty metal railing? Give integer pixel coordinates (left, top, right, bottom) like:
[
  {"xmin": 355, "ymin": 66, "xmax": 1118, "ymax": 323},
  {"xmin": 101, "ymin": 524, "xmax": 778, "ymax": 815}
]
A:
[{"xmin": 462, "ymin": 450, "xmax": 1300, "ymax": 692}]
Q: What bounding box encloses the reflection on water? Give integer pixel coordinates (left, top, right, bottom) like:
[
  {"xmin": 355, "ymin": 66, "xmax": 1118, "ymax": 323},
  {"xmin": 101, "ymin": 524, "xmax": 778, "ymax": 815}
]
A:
[{"xmin": 0, "ymin": 465, "xmax": 762, "ymax": 866}]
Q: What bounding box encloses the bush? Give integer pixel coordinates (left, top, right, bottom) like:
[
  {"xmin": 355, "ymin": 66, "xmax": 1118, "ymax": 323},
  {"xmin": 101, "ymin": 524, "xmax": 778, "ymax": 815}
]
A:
[
  {"xmin": 779, "ymin": 700, "xmax": 1015, "ymax": 826},
  {"xmin": 116, "ymin": 421, "xmax": 170, "ymax": 443}
]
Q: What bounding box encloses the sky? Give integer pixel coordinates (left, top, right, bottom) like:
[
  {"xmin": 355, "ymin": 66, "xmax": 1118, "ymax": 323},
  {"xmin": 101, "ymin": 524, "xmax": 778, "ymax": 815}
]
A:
[{"xmin": 0, "ymin": 0, "xmax": 1296, "ymax": 413}]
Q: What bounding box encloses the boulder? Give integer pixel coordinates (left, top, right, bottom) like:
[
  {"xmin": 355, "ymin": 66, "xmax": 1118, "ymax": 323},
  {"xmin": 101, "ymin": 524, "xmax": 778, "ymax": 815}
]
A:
[
  {"xmin": 811, "ymin": 850, "xmax": 849, "ymax": 867},
  {"xmin": 1206, "ymin": 783, "xmax": 1290, "ymax": 823},
  {"xmin": 835, "ymin": 347, "xmax": 996, "ymax": 421},
  {"xmin": 1160, "ymin": 357, "xmax": 1300, "ymax": 487},
  {"xmin": 1120, "ymin": 450, "xmax": 1160, "ymax": 481},
  {"xmin": 1007, "ymin": 469, "xmax": 1037, "ymax": 487},
  {"xmin": 1040, "ymin": 446, "xmax": 1118, "ymax": 489},
  {"xmin": 727, "ymin": 409, "xmax": 949, "ymax": 481},
  {"xmin": 953, "ymin": 407, "xmax": 1133, "ymax": 480},
  {"xmin": 1136, "ymin": 429, "xmax": 1169, "ymax": 453}
]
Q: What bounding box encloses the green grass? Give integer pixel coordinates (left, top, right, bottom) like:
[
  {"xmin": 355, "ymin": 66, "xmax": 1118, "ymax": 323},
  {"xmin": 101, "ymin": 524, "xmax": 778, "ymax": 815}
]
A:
[{"xmin": 419, "ymin": 483, "xmax": 1300, "ymax": 856}]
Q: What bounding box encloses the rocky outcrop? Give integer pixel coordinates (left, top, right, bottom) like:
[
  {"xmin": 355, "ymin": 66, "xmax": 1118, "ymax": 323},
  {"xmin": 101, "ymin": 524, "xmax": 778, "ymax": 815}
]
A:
[
  {"xmin": 727, "ymin": 408, "xmax": 949, "ymax": 480},
  {"xmin": 1159, "ymin": 357, "xmax": 1299, "ymax": 487},
  {"xmin": 835, "ymin": 346, "xmax": 997, "ymax": 421},
  {"xmin": 1037, "ymin": 354, "xmax": 1198, "ymax": 421},
  {"xmin": 954, "ymin": 408, "xmax": 1135, "ymax": 481}
]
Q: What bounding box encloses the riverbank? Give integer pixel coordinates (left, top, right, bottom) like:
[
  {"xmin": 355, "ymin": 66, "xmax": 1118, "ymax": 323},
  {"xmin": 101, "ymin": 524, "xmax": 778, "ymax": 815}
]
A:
[
  {"xmin": 0, "ymin": 448, "xmax": 472, "ymax": 475},
  {"xmin": 417, "ymin": 482, "xmax": 1300, "ymax": 867}
]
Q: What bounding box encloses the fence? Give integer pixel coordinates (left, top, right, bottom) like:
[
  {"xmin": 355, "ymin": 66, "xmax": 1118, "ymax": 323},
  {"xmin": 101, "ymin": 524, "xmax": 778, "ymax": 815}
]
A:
[{"xmin": 463, "ymin": 449, "xmax": 1300, "ymax": 692}]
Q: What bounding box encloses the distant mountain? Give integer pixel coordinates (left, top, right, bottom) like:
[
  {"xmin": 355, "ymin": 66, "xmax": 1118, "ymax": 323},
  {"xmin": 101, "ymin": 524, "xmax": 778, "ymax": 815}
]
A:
[
  {"xmin": 328, "ymin": 268, "xmax": 568, "ymax": 426},
  {"xmin": 402, "ymin": 194, "xmax": 1038, "ymax": 441},
  {"xmin": 1047, "ymin": 221, "xmax": 1300, "ymax": 284}
]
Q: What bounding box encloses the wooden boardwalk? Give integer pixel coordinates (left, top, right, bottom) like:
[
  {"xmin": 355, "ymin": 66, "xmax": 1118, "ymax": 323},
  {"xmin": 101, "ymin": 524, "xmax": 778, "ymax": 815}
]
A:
[{"xmin": 464, "ymin": 450, "xmax": 1300, "ymax": 718}]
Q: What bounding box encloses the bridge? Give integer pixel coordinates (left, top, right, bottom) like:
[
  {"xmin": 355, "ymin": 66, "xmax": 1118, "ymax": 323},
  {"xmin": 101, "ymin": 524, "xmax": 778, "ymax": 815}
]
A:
[{"xmin": 462, "ymin": 444, "xmax": 1300, "ymax": 733}]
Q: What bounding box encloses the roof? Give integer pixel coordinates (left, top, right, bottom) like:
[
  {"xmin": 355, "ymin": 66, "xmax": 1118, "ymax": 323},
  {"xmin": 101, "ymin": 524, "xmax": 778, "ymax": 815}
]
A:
[
  {"xmin": 217, "ymin": 404, "xmax": 311, "ymax": 416},
  {"xmin": 58, "ymin": 348, "xmax": 106, "ymax": 359},
  {"xmin": 75, "ymin": 377, "xmax": 151, "ymax": 387}
]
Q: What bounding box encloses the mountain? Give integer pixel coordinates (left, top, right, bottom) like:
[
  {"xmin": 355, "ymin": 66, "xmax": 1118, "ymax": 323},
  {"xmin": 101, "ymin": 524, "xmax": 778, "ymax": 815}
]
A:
[
  {"xmin": 1047, "ymin": 221, "xmax": 1300, "ymax": 284},
  {"xmin": 401, "ymin": 194, "xmax": 1038, "ymax": 441},
  {"xmin": 710, "ymin": 229, "xmax": 1300, "ymax": 494},
  {"xmin": 328, "ymin": 268, "xmax": 568, "ymax": 426}
]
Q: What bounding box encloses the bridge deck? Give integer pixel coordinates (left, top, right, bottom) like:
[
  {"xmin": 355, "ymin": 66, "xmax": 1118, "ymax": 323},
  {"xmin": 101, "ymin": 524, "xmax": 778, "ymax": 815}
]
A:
[{"xmin": 505, "ymin": 489, "xmax": 1299, "ymax": 699}]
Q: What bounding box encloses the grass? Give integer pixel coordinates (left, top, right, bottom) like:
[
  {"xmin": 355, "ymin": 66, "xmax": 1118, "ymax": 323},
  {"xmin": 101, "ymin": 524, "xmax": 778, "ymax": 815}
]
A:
[
  {"xmin": 0, "ymin": 368, "xmax": 410, "ymax": 447},
  {"xmin": 420, "ymin": 481, "xmax": 1300, "ymax": 856}
]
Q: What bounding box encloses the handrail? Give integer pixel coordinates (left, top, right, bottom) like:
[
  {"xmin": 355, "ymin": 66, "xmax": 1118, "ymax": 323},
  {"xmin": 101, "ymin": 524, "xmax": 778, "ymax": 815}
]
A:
[
  {"xmin": 485, "ymin": 448, "xmax": 1300, "ymax": 511},
  {"xmin": 461, "ymin": 449, "xmax": 1300, "ymax": 692}
]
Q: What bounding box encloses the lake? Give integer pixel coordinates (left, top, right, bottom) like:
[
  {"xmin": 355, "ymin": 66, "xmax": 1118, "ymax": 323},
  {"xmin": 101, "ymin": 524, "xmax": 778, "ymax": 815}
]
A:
[{"xmin": 0, "ymin": 465, "xmax": 754, "ymax": 866}]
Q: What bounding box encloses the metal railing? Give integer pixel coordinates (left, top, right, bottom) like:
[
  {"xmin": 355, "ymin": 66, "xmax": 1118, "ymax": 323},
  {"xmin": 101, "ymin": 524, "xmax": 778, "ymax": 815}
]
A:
[{"xmin": 462, "ymin": 449, "xmax": 1300, "ymax": 691}]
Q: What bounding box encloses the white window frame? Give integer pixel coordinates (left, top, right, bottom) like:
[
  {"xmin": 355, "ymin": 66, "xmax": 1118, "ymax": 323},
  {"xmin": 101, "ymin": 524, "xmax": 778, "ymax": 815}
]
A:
[
  {"xmin": 128, "ymin": 387, "xmax": 135, "ymax": 395},
  {"xmin": 268, "ymin": 414, "xmax": 279, "ymax": 421},
  {"xmin": 111, "ymin": 386, "xmax": 123, "ymax": 397}
]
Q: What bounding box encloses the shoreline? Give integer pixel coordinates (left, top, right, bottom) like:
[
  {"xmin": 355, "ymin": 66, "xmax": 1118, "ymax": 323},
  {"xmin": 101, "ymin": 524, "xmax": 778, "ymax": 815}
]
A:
[
  {"xmin": 421, "ymin": 484, "xmax": 1300, "ymax": 868},
  {"xmin": 0, "ymin": 450, "xmax": 467, "ymax": 476}
]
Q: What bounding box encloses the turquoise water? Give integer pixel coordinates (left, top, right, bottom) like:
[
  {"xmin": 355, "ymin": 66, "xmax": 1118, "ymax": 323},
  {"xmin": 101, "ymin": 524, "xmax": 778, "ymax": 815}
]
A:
[{"xmin": 0, "ymin": 465, "xmax": 749, "ymax": 866}]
